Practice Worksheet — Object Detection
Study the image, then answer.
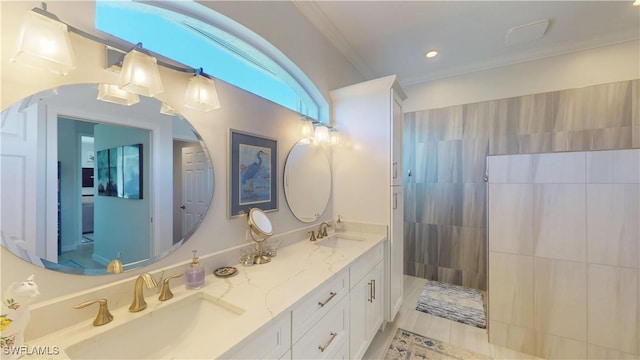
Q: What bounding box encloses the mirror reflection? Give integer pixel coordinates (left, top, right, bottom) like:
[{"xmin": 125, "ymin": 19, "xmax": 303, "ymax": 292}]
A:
[
  {"xmin": 0, "ymin": 84, "xmax": 214, "ymax": 275},
  {"xmin": 283, "ymin": 140, "xmax": 331, "ymax": 222}
]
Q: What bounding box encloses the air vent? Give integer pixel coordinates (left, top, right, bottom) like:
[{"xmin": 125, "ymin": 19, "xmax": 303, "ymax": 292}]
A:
[{"xmin": 505, "ymin": 19, "xmax": 550, "ymax": 46}]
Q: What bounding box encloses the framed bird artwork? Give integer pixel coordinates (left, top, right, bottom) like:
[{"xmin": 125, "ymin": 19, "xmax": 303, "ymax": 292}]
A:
[{"xmin": 229, "ymin": 129, "xmax": 278, "ymax": 217}]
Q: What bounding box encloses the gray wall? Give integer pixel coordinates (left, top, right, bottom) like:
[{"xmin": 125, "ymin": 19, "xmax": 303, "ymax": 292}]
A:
[{"xmin": 403, "ymin": 79, "xmax": 639, "ymax": 291}]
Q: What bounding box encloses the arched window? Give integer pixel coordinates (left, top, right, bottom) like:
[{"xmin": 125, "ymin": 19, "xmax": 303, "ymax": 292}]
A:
[{"xmin": 95, "ymin": 1, "xmax": 328, "ymax": 122}]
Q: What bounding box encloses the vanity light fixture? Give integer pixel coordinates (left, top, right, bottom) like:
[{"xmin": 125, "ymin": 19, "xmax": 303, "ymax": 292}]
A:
[
  {"xmin": 10, "ymin": 5, "xmax": 76, "ymax": 75},
  {"xmin": 330, "ymin": 128, "xmax": 340, "ymax": 145},
  {"xmin": 11, "ymin": 4, "xmax": 223, "ymax": 106},
  {"xmin": 184, "ymin": 68, "xmax": 221, "ymax": 112},
  {"xmin": 97, "ymin": 83, "xmax": 140, "ymax": 106},
  {"xmin": 634, "ymin": 0, "xmax": 640, "ymax": 6},
  {"xmin": 160, "ymin": 103, "xmax": 176, "ymax": 115},
  {"xmin": 314, "ymin": 125, "xmax": 330, "ymax": 144},
  {"xmin": 299, "ymin": 116, "xmax": 315, "ymax": 139},
  {"xmin": 425, "ymin": 50, "xmax": 438, "ymax": 59},
  {"xmin": 119, "ymin": 43, "xmax": 164, "ymax": 97}
]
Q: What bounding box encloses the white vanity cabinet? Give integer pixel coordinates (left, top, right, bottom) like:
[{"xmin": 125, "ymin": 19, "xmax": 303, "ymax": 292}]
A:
[
  {"xmin": 349, "ymin": 243, "xmax": 385, "ymax": 359},
  {"xmin": 291, "ymin": 269, "xmax": 350, "ymax": 359},
  {"xmin": 331, "ymin": 75, "xmax": 407, "ymax": 323},
  {"xmin": 219, "ymin": 311, "xmax": 291, "ymax": 360},
  {"xmin": 291, "ymin": 295, "xmax": 349, "ymax": 359}
]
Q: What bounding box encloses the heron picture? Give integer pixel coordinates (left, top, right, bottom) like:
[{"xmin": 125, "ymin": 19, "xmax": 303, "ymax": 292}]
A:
[
  {"xmin": 239, "ymin": 144, "xmax": 271, "ymax": 204},
  {"xmin": 229, "ymin": 130, "xmax": 278, "ymax": 216}
]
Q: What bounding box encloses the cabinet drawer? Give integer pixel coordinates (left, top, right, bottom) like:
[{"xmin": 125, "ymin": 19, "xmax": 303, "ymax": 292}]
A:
[
  {"xmin": 350, "ymin": 241, "xmax": 383, "ymax": 288},
  {"xmin": 292, "ymin": 269, "xmax": 348, "ymax": 341},
  {"xmin": 292, "ymin": 295, "xmax": 349, "ymax": 359},
  {"xmin": 220, "ymin": 312, "xmax": 291, "ymax": 359}
]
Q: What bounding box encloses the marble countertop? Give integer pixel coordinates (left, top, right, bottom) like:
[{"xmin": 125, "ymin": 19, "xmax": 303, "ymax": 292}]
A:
[{"xmin": 24, "ymin": 230, "xmax": 386, "ymax": 359}]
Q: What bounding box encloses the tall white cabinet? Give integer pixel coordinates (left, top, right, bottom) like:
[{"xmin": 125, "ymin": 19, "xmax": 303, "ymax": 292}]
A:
[{"xmin": 331, "ymin": 75, "xmax": 407, "ymax": 324}]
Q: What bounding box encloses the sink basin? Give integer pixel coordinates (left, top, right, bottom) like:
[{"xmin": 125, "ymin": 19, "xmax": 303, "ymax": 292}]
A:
[
  {"xmin": 316, "ymin": 235, "xmax": 365, "ymax": 248},
  {"xmin": 65, "ymin": 292, "xmax": 244, "ymax": 359}
]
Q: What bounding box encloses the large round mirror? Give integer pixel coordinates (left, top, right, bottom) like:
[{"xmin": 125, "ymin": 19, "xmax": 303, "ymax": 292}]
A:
[
  {"xmin": 283, "ymin": 140, "xmax": 331, "ymax": 222},
  {"xmin": 0, "ymin": 84, "xmax": 214, "ymax": 275}
]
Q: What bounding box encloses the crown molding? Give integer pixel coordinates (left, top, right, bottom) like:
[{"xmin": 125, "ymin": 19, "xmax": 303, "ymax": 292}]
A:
[
  {"xmin": 292, "ymin": 1, "xmax": 375, "ymax": 81},
  {"xmin": 402, "ymin": 33, "xmax": 640, "ymax": 87}
]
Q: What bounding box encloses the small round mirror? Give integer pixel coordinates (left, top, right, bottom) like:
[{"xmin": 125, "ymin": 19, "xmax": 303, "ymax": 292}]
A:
[
  {"xmin": 248, "ymin": 208, "xmax": 273, "ymax": 237},
  {"xmin": 247, "ymin": 208, "xmax": 273, "ymax": 264}
]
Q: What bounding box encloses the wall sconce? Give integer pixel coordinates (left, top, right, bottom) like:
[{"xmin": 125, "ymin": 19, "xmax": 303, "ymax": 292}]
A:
[
  {"xmin": 10, "ymin": 6, "xmax": 76, "ymax": 75},
  {"xmin": 119, "ymin": 43, "xmax": 164, "ymax": 97},
  {"xmin": 314, "ymin": 125, "xmax": 330, "ymax": 144},
  {"xmin": 97, "ymin": 84, "xmax": 140, "ymax": 106},
  {"xmin": 184, "ymin": 68, "xmax": 221, "ymax": 112}
]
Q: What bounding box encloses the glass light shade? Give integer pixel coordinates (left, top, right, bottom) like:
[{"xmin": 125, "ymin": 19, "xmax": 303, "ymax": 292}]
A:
[
  {"xmin": 314, "ymin": 125, "xmax": 330, "ymax": 143},
  {"xmin": 330, "ymin": 130, "xmax": 340, "ymax": 145},
  {"xmin": 97, "ymin": 84, "xmax": 140, "ymax": 106},
  {"xmin": 119, "ymin": 49, "xmax": 164, "ymax": 97},
  {"xmin": 10, "ymin": 10, "xmax": 77, "ymax": 75},
  {"xmin": 300, "ymin": 119, "xmax": 314, "ymax": 138},
  {"xmin": 184, "ymin": 74, "xmax": 221, "ymax": 111},
  {"xmin": 160, "ymin": 103, "xmax": 176, "ymax": 115}
]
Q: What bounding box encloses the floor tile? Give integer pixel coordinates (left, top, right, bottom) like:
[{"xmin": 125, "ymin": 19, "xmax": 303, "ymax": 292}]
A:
[{"xmin": 365, "ymin": 275, "xmax": 538, "ymax": 360}]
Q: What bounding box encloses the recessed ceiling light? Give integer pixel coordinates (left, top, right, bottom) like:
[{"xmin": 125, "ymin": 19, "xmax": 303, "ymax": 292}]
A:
[{"xmin": 425, "ymin": 50, "xmax": 438, "ymax": 58}]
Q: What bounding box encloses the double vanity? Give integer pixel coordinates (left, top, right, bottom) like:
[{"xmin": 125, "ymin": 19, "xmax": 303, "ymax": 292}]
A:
[{"xmin": 25, "ymin": 226, "xmax": 387, "ymax": 359}]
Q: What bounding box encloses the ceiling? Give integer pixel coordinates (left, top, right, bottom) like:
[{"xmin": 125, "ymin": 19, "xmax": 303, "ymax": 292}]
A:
[{"xmin": 294, "ymin": 1, "xmax": 640, "ymax": 87}]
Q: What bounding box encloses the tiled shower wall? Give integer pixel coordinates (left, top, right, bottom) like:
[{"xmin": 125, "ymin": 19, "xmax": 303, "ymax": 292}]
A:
[
  {"xmin": 403, "ymin": 79, "xmax": 639, "ymax": 290},
  {"xmin": 487, "ymin": 150, "xmax": 639, "ymax": 359}
]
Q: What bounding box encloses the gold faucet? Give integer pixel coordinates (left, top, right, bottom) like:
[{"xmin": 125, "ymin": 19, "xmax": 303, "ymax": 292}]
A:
[
  {"xmin": 107, "ymin": 251, "xmax": 123, "ymax": 274},
  {"xmin": 159, "ymin": 273, "xmax": 184, "ymax": 301},
  {"xmin": 74, "ymin": 299, "xmax": 113, "ymax": 326},
  {"xmin": 106, "ymin": 258, "xmax": 123, "ymax": 274},
  {"xmin": 317, "ymin": 221, "xmax": 332, "ymax": 239},
  {"xmin": 129, "ymin": 273, "xmax": 158, "ymax": 312}
]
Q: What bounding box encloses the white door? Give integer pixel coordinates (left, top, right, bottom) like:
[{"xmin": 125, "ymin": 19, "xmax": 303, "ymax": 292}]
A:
[
  {"xmin": 181, "ymin": 145, "xmax": 210, "ymax": 238},
  {"xmin": 0, "ymin": 103, "xmax": 40, "ymax": 259}
]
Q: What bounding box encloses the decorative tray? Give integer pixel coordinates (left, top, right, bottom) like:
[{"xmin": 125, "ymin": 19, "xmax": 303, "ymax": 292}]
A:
[{"xmin": 213, "ymin": 266, "xmax": 238, "ymax": 278}]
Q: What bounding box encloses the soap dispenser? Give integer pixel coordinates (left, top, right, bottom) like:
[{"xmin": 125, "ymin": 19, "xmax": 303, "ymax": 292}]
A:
[
  {"xmin": 185, "ymin": 250, "xmax": 205, "ymax": 290},
  {"xmin": 335, "ymin": 215, "xmax": 344, "ymax": 233}
]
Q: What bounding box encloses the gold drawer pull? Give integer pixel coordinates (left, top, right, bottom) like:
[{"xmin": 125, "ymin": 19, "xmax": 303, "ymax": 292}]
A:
[
  {"xmin": 318, "ymin": 291, "xmax": 337, "ymax": 307},
  {"xmin": 318, "ymin": 332, "xmax": 338, "ymax": 352}
]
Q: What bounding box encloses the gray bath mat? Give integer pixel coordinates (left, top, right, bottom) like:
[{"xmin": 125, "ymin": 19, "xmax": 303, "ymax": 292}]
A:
[{"xmin": 415, "ymin": 280, "xmax": 486, "ymax": 329}]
